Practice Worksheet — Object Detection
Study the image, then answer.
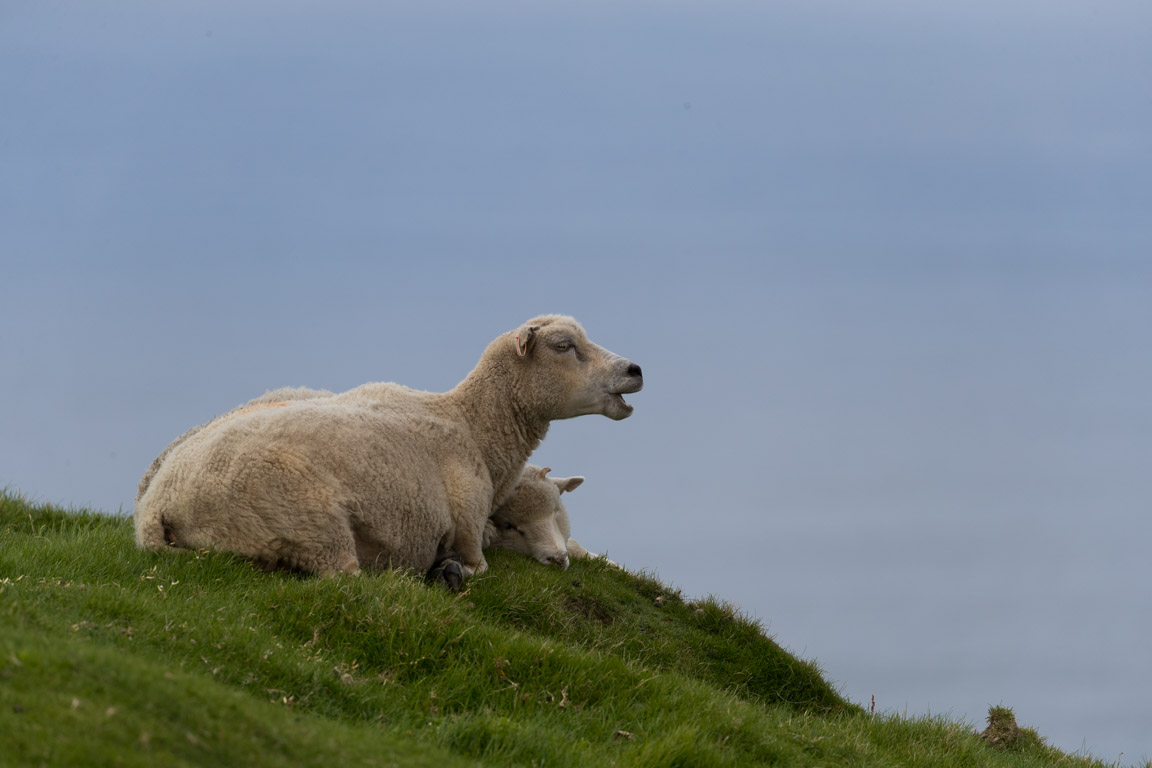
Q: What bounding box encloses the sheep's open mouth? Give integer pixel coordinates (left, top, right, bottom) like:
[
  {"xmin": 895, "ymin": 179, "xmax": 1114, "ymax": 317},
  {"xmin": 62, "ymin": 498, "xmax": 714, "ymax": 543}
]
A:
[{"xmin": 608, "ymin": 392, "xmax": 633, "ymax": 412}]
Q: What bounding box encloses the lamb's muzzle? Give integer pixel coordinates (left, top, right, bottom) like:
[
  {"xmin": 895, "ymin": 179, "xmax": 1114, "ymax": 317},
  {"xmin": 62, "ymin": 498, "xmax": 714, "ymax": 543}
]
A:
[{"xmin": 540, "ymin": 551, "xmax": 570, "ymax": 570}]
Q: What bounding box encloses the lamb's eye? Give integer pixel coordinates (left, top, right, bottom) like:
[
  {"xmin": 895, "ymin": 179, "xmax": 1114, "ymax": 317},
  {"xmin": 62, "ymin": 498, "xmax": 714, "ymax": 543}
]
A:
[{"xmin": 554, "ymin": 342, "xmax": 572, "ymax": 352}]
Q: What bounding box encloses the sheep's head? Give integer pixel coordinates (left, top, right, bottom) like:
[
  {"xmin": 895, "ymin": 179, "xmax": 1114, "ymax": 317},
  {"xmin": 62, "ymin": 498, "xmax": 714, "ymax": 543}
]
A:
[
  {"xmin": 511, "ymin": 315, "xmax": 643, "ymax": 421},
  {"xmin": 485, "ymin": 465, "xmax": 585, "ymax": 569}
]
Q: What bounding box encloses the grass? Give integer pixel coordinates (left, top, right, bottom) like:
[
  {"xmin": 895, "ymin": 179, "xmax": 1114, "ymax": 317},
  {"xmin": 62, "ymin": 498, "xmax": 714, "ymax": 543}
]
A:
[{"xmin": 0, "ymin": 489, "xmax": 1124, "ymax": 767}]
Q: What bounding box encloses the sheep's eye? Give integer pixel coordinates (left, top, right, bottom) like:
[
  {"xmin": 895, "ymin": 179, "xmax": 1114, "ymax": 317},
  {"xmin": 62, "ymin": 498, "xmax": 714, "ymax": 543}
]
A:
[
  {"xmin": 554, "ymin": 342, "xmax": 572, "ymax": 352},
  {"xmin": 501, "ymin": 521, "xmax": 517, "ymax": 531}
]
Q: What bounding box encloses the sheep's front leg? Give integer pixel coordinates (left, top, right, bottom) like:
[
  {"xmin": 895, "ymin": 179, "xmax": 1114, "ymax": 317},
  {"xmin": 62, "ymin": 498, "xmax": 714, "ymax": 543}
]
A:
[
  {"xmin": 426, "ymin": 502, "xmax": 488, "ymax": 590},
  {"xmin": 454, "ymin": 510, "xmax": 488, "ymax": 578},
  {"xmin": 441, "ymin": 468, "xmax": 490, "ymax": 581}
]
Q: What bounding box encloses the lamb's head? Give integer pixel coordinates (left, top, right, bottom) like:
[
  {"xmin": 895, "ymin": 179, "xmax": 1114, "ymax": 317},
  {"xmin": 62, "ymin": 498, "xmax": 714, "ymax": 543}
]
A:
[
  {"xmin": 485, "ymin": 465, "xmax": 585, "ymax": 569},
  {"xmin": 509, "ymin": 315, "xmax": 643, "ymax": 421}
]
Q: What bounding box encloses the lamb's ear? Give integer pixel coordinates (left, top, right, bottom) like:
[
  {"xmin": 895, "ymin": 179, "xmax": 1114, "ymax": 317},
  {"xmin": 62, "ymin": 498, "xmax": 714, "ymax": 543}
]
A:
[
  {"xmin": 513, "ymin": 324, "xmax": 540, "ymax": 357},
  {"xmin": 551, "ymin": 476, "xmax": 585, "ymax": 494},
  {"xmin": 536, "ymin": 466, "xmax": 552, "ymax": 480}
]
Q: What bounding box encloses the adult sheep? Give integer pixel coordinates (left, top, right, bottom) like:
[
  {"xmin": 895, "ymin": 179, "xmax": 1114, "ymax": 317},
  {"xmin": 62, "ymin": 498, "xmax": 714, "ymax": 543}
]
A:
[{"xmin": 133, "ymin": 315, "xmax": 642, "ymax": 583}]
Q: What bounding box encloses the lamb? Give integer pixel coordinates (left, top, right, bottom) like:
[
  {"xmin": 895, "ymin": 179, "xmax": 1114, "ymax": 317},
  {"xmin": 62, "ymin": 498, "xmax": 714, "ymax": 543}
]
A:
[
  {"xmin": 486, "ymin": 464, "xmax": 616, "ymax": 569},
  {"xmin": 133, "ymin": 315, "xmax": 643, "ymax": 584},
  {"xmin": 485, "ymin": 464, "xmax": 583, "ymax": 569}
]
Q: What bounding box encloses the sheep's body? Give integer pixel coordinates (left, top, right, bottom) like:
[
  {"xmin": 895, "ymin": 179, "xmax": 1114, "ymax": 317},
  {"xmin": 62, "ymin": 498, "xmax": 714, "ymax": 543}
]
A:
[
  {"xmin": 144, "ymin": 398, "xmax": 599, "ymax": 573},
  {"xmin": 134, "ymin": 315, "xmax": 642, "ymax": 580},
  {"xmin": 145, "ymin": 402, "xmax": 601, "ymax": 573}
]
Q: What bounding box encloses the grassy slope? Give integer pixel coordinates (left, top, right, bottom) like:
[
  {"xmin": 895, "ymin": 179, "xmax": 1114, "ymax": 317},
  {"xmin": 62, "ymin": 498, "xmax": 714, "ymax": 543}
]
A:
[{"xmin": 0, "ymin": 491, "xmax": 1109, "ymax": 767}]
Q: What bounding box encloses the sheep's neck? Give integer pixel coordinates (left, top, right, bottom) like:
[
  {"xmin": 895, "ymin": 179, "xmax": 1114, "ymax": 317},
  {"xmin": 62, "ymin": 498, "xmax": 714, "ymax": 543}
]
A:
[{"xmin": 447, "ymin": 375, "xmax": 549, "ymax": 504}]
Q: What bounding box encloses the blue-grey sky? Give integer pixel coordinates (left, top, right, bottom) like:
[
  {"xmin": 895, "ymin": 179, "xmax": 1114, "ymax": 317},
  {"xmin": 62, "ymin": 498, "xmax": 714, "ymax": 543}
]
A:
[{"xmin": 3, "ymin": 1, "xmax": 1151, "ymax": 761}]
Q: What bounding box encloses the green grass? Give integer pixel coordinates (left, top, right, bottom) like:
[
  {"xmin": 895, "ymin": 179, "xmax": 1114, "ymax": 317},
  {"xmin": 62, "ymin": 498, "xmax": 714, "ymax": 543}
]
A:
[{"xmin": 0, "ymin": 490, "xmax": 1121, "ymax": 767}]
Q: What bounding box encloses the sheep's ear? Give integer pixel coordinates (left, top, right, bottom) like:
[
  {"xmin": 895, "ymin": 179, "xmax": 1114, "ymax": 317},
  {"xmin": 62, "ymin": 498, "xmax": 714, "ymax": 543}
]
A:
[
  {"xmin": 513, "ymin": 324, "xmax": 540, "ymax": 357},
  {"xmin": 536, "ymin": 466, "xmax": 552, "ymax": 480},
  {"xmin": 551, "ymin": 476, "xmax": 585, "ymax": 494}
]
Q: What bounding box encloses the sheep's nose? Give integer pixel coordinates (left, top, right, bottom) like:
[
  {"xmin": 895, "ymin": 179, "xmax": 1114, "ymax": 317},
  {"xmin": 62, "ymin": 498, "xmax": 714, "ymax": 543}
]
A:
[
  {"xmin": 626, "ymin": 362, "xmax": 642, "ymax": 379},
  {"xmin": 550, "ymin": 554, "xmax": 570, "ymax": 570}
]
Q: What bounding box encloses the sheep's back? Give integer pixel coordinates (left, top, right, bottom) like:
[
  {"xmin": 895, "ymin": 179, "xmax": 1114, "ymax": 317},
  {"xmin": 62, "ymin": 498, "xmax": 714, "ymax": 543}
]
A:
[{"xmin": 159, "ymin": 400, "xmax": 475, "ymax": 554}]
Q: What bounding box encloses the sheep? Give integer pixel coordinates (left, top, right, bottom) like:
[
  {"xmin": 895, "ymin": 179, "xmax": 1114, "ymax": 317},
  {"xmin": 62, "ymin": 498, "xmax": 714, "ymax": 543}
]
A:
[
  {"xmin": 486, "ymin": 463, "xmax": 617, "ymax": 569},
  {"xmin": 484, "ymin": 464, "xmax": 584, "ymax": 570},
  {"xmin": 133, "ymin": 315, "xmax": 643, "ymax": 585}
]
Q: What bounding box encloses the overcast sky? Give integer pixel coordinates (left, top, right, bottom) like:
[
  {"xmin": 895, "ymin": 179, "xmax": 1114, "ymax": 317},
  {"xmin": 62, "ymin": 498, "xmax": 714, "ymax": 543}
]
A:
[{"xmin": 3, "ymin": 1, "xmax": 1151, "ymax": 762}]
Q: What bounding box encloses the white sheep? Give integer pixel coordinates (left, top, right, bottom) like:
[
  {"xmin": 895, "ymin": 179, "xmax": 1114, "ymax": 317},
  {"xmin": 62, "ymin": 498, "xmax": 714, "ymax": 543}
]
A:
[
  {"xmin": 485, "ymin": 464, "xmax": 617, "ymax": 569},
  {"xmin": 134, "ymin": 315, "xmax": 642, "ymax": 584},
  {"xmin": 484, "ymin": 464, "xmax": 583, "ymax": 569}
]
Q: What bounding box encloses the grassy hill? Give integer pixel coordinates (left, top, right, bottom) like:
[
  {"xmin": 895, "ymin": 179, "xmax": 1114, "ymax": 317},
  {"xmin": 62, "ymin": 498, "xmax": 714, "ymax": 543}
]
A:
[{"xmin": 0, "ymin": 490, "xmax": 1111, "ymax": 767}]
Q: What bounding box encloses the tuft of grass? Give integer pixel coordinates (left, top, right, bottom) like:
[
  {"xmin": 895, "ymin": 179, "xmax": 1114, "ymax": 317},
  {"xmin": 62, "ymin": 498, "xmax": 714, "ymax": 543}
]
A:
[
  {"xmin": 978, "ymin": 705, "xmax": 1065, "ymax": 760},
  {"xmin": 0, "ymin": 489, "xmax": 1117, "ymax": 767}
]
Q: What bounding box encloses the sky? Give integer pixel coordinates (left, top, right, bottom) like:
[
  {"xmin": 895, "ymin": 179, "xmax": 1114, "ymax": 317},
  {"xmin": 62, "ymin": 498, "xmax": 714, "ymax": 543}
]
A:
[{"xmin": 3, "ymin": 1, "xmax": 1151, "ymax": 761}]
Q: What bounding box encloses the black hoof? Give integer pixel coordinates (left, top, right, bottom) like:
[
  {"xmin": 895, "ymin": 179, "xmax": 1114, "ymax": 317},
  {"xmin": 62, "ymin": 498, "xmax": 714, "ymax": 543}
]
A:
[{"xmin": 427, "ymin": 559, "xmax": 464, "ymax": 592}]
